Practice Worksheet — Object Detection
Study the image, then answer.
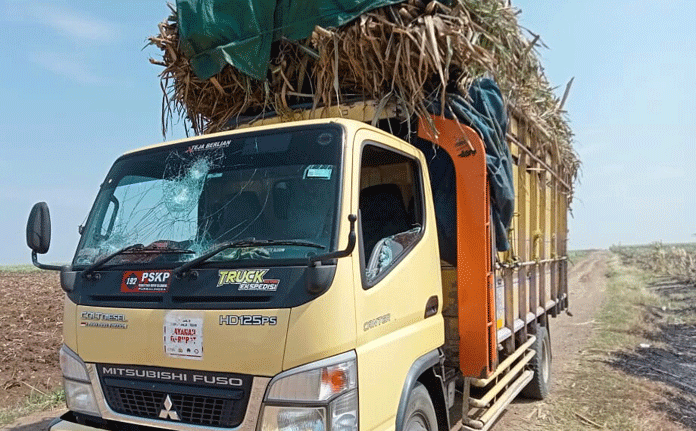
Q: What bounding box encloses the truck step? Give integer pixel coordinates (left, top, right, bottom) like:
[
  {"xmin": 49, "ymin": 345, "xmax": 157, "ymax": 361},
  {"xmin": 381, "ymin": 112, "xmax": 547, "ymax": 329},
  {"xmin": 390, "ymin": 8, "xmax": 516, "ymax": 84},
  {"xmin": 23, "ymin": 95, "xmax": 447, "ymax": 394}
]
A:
[{"xmin": 458, "ymin": 370, "xmax": 534, "ymax": 431}]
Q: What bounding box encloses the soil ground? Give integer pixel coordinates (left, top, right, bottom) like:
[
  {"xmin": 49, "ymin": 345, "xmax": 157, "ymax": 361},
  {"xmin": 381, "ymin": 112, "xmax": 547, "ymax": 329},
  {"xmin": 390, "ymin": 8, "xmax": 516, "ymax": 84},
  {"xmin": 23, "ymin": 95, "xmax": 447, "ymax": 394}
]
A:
[{"xmin": 0, "ymin": 270, "xmax": 63, "ymax": 408}]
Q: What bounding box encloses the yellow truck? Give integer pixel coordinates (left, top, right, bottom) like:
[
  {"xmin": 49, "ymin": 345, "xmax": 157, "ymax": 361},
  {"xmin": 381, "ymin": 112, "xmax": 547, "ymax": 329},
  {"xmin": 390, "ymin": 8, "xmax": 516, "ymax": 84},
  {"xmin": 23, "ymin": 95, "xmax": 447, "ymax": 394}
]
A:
[{"xmin": 26, "ymin": 101, "xmax": 571, "ymax": 431}]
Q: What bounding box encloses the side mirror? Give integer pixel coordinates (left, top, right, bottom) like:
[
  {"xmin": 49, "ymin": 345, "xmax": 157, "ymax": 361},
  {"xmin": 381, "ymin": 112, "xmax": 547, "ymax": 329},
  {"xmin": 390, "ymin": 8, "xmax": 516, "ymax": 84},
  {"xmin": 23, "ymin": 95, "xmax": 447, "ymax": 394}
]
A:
[
  {"xmin": 305, "ymin": 214, "xmax": 357, "ymax": 294},
  {"xmin": 26, "ymin": 202, "xmax": 62, "ymax": 271},
  {"xmin": 27, "ymin": 202, "xmax": 51, "ymax": 254},
  {"xmin": 308, "ymin": 214, "xmax": 357, "ymax": 265}
]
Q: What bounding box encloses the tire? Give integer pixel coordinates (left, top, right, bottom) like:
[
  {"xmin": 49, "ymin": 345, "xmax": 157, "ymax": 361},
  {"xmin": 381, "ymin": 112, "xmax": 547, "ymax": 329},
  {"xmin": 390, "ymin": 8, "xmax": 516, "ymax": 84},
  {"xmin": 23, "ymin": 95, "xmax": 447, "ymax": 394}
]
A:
[
  {"xmin": 403, "ymin": 383, "xmax": 438, "ymax": 431},
  {"xmin": 521, "ymin": 325, "xmax": 551, "ymax": 400}
]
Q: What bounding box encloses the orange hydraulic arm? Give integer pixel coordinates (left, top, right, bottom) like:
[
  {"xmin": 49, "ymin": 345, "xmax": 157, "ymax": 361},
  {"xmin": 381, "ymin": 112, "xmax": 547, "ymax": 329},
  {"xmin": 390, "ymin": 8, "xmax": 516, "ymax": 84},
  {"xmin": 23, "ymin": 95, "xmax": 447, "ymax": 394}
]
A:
[{"xmin": 418, "ymin": 115, "xmax": 496, "ymax": 379}]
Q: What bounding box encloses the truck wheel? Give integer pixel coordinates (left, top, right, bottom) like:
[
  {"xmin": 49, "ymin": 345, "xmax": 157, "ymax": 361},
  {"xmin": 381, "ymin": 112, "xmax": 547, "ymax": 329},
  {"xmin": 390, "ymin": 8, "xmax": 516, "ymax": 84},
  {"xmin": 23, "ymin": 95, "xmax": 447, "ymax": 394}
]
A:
[
  {"xmin": 403, "ymin": 383, "xmax": 438, "ymax": 431},
  {"xmin": 522, "ymin": 325, "xmax": 551, "ymax": 400}
]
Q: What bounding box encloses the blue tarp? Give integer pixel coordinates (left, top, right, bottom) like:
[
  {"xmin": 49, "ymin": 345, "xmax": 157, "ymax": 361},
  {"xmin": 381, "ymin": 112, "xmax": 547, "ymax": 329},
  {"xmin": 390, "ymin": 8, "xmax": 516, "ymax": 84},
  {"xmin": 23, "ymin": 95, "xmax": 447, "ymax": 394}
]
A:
[
  {"xmin": 176, "ymin": 0, "xmax": 405, "ymax": 80},
  {"xmin": 423, "ymin": 78, "xmax": 514, "ymax": 257}
]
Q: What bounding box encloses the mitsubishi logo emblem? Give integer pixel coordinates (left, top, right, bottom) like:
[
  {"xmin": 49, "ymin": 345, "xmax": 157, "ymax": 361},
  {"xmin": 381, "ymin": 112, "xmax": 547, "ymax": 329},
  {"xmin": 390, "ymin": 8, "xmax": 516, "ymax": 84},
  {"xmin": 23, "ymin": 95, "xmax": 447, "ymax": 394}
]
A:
[{"xmin": 159, "ymin": 395, "xmax": 180, "ymax": 421}]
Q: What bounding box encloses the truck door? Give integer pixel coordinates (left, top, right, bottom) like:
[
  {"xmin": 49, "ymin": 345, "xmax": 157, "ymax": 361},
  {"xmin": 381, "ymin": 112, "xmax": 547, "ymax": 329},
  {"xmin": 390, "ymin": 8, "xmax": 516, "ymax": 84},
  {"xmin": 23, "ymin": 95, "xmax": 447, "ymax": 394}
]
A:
[{"xmin": 350, "ymin": 130, "xmax": 444, "ymax": 431}]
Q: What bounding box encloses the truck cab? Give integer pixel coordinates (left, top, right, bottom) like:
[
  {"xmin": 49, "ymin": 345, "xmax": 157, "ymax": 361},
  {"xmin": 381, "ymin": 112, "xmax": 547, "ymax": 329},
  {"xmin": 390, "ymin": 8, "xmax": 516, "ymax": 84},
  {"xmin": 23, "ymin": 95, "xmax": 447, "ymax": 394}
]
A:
[{"xmin": 29, "ymin": 118, "xmax": 447, "ymax": 431}]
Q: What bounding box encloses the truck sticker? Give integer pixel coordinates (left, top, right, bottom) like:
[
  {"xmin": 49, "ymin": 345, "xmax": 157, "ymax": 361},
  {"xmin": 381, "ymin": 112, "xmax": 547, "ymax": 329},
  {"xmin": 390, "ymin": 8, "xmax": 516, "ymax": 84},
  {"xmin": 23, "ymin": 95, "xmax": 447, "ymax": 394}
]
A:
[
  {"xmin": 164, "ymin": 312, "xmax": 203, "ymax": 360},
  {"xmin": 185, "ymin": 140, "xmax": 231, "ymax": 154},
  {"xmin": 80, "ymin": 311, "xmax": 128, "ymax": 329},
  {"xmin": 121, "ymin": 271, "xmax": 172, "ymax": 293},
  {"xmin": 219, "ymin": 315, "xmax": 278, "ymax": 326},
  {"xmin": 217, "ymin": 269, "xmax": 279, "ymax": 291},
  {"xmin": 303, "ymin": 164, "xmax": 333, "ymax": 180}
]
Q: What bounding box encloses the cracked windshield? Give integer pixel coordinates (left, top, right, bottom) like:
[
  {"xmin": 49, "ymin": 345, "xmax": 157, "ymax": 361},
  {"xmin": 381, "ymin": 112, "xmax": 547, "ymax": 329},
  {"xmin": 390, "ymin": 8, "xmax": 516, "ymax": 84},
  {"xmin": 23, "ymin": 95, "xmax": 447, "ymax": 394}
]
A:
[{"xmin": 74, "ymin": 126, "xmax": 343, "ymax": 267}]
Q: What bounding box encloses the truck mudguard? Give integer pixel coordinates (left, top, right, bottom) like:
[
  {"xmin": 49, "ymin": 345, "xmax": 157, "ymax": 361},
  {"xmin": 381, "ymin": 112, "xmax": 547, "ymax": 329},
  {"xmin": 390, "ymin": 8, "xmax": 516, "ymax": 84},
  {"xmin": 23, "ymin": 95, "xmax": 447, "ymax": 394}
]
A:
[{"xmin": 394, "ymin": 349, "xmax": 441, "ymax": 431}]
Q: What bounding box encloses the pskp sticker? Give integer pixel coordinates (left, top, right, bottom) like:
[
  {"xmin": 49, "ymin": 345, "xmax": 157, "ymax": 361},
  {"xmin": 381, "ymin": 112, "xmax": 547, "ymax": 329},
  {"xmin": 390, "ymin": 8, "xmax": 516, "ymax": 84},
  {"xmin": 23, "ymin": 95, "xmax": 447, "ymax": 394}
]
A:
[
  {"xmin": 121, "ymin": 271, "xmax": 172, "ymax": 293},
  {"xmin": 164, "ymin": 311, "xmax": 203, "ymax": 360},
  {"xmin": 217, "ymin": 269, "xmax": 279, "ymax": 291}
]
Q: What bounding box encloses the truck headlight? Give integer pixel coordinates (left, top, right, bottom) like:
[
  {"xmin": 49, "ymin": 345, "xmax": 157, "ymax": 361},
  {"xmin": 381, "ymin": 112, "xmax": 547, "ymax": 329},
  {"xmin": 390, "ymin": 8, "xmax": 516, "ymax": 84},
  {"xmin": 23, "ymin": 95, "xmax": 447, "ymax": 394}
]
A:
[
  {"xmin": 261, "ymin": 406, "xmax": 326, "ymax": 431},
  {"xmin": 59, "ymin": 345, "xmax": 100, "ymax": 417},
  {"xmin": 260, "ymin": 351, "xmax": 358, "ymax": 431}
]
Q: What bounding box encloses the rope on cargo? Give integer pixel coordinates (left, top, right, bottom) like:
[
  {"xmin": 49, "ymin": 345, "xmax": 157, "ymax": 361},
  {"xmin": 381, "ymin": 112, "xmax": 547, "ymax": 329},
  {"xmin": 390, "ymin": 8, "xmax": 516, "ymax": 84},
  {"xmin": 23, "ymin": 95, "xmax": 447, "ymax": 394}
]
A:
[
  {"xmin": 532, "ymin": 230, "xmax": 542, "ymax": 262},
  {"xmin": 494, "ymin": 224, "xmax": 520, "ymax": 270}
]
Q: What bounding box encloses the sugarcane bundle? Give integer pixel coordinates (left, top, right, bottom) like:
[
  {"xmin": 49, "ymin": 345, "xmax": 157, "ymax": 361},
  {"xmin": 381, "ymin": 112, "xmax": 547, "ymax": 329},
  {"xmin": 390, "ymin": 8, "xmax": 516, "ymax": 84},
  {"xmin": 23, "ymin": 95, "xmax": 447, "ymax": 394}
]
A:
[
  {"xmin": 650, "ymin": 245, "xmax": 696, "ymax": 284},
  {"xmin": 148, "ymin": 0, "xmax": 579, "ymax": 181},
  {"xmin": 613, "ymin": 244, "xmax": 696, "ymax": 285}
]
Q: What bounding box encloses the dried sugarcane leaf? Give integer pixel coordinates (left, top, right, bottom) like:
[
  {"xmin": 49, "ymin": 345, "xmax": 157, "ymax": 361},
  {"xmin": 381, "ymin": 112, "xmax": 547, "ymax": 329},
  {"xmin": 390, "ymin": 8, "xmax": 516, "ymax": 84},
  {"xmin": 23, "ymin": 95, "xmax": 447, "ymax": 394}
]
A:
[{"xmin": 148, "ymin": 0, "xmax": 578, "ymax": 197}]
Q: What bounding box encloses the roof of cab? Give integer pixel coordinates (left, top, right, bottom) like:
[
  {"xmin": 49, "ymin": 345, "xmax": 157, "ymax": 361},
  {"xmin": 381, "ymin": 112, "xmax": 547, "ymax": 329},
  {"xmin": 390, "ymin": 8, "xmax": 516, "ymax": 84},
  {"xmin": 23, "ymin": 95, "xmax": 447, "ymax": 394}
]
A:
[{"xmin": 121, "ymin": 117, "xmax": 378, "ymax": 157}]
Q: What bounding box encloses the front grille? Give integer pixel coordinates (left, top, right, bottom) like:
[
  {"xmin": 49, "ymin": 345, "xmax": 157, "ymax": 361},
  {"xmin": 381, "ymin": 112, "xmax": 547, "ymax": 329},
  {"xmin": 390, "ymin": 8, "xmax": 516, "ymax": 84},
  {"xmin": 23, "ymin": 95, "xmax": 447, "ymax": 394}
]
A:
[
  {"xmin": 97, "ymin": 364, "xmax": 252, "ymax": 429},
  {"xmin": 103, "ymin": 386, "xmax": 236, "ymax": 427}
]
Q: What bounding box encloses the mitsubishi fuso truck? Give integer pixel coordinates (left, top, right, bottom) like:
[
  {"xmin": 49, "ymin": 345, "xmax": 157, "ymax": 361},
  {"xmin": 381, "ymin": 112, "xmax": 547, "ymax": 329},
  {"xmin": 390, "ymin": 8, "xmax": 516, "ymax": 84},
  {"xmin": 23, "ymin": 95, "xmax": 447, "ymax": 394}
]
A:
[{"xmin": 26, "ymin": 101, "xmax": 571, "ymax": 431}]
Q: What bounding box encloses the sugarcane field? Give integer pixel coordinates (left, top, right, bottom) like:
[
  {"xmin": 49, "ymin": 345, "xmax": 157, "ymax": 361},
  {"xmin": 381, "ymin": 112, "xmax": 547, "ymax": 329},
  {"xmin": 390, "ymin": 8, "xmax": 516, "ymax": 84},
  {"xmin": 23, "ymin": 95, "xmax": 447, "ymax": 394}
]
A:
[{"xmin": 2, "ymin": 0, "xmax": 695, "ymax": 431}]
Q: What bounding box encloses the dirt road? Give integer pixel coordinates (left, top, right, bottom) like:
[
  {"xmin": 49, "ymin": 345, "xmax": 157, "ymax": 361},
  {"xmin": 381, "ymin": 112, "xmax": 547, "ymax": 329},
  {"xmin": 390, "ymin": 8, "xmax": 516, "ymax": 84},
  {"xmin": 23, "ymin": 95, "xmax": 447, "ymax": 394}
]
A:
[{"xmin": 492, "ymin": 250, "xmax": 610, "ymax": 430}]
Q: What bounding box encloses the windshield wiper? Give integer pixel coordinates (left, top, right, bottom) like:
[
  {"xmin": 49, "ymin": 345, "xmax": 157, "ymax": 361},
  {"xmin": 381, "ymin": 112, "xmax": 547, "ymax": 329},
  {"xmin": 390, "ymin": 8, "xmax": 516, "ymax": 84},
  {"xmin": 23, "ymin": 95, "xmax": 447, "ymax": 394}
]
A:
[
  {"xmin": 82, "ymin": 243, "xmax": 196, "ymax": 279},
  {"xmin": 173, "ymin": 238, "xmax": 325, "ymax": 277},
  {"xmin": 82, "ymin": 244, "xmax": 144, "ymax": 278}
]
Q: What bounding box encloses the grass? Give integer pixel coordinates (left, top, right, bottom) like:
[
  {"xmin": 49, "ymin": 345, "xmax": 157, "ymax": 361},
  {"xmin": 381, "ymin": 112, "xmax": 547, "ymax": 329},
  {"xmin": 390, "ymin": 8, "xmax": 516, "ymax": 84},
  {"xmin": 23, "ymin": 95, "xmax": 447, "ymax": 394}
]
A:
[
  {"xmin": 0, "ymin": 264, "xmax": 40, "ymax": 273},
  {"xmin": 0, "ymin": 389, "xmax": 65, "ymax": 427},
  {"xmin": 592, "ymin": 261, "xmax": 663, "ymax": 351},
  {"xmin": 0, "ymin": 263, "xmax": 69, "ymax": 272},
  {"xmin": 567, "ymin": 249, "xmax": 593, "ymax": 266},
  {"xmin": 535, "ymin": 254, "xmax": 682, "ymax": 430}
]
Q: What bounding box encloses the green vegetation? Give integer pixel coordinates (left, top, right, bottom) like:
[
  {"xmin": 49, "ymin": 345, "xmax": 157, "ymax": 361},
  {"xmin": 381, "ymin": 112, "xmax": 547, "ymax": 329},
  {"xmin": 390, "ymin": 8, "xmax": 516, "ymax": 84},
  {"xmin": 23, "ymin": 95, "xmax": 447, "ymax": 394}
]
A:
[
  {"xmin": 542, "ymin": 254, "xmax": 677, "ymax": 430},
  {"xmin": 593, "ymin": 261, "xmax": 663, "ymax": 351},
  {"xmin": 0, "ymin": 389, "xmax": 65, "ymax": 427},
  {"xmin": 566, "ymin": 249, "xmax": 592, "ymax": 266},
  {"xmin": 0, "ymin": 264, "xmax": 40, "ymax": 272}
]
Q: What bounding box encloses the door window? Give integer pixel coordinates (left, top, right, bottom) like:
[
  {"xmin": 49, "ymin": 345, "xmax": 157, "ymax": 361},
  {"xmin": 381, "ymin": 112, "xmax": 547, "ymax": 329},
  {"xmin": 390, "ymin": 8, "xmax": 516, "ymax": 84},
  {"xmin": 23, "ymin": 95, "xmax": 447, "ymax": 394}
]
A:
[{"xmin": 359, "ymin": 144, "xmax": 424, "ymax": 285}]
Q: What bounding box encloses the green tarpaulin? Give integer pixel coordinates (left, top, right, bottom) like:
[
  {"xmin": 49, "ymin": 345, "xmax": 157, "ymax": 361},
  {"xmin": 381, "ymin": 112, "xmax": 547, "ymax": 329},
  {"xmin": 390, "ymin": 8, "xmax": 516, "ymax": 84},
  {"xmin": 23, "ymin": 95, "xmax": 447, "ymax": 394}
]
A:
[{"xmin": 176, "ymin": 0, "xmax": 405, "ymax": 80}]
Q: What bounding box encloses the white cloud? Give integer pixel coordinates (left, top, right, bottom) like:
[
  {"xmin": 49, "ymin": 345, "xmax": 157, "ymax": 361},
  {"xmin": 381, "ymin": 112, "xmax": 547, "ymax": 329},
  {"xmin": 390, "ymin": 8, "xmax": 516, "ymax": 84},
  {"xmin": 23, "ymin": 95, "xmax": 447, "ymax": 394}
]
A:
[
  {"xmin": 21, "ymin": 3, "xmax": 119, "ymax": 44},
  {"xmin": 28, "ymin": 51, "xmax": 105, "ymax": 85}
]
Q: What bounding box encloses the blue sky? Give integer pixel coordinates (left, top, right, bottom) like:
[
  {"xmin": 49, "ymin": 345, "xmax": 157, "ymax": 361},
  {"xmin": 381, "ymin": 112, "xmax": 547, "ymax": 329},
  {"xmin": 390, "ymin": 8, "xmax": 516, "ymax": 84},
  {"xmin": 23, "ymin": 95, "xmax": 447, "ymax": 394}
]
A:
[
  {"xmin": 515, "ymin": 0, "xmax": 696, "ymax": 251},
  {"xmin": 0, "ymin": 0, "xmax": 694, "ymax": 265}
]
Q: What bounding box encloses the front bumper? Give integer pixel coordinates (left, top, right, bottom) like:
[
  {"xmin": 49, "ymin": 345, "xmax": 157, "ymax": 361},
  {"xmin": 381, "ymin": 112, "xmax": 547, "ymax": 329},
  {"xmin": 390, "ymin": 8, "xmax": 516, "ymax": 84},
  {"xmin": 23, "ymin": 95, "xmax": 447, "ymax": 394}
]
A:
[
  {"xmin": 54, "ymin": 363, "xmax": 270, "ymax": 431},
  {"xmin": 49, "ymin": 411, "xmax": 223, "ymax": 431},
  {"xmin": 49, "ymin": 414, "xmax": 99, "ymax": 431}
]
